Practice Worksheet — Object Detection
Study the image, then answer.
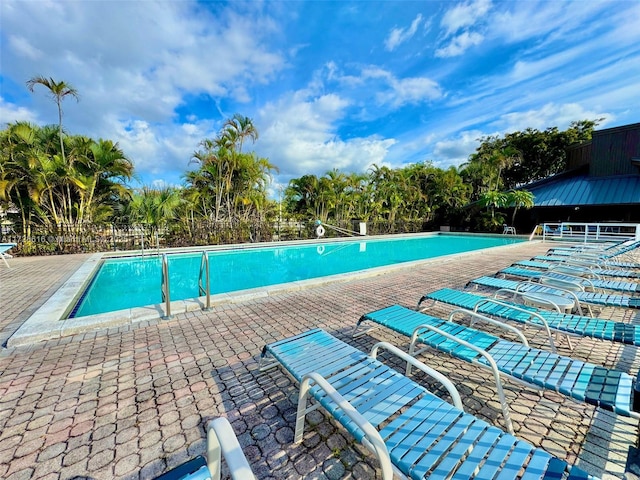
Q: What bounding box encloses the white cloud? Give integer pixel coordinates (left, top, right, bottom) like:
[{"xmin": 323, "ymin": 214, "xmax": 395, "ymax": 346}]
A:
[
  {"xmin": 435, "ymin": 0, "xmax": 491, "ymax": 57},
  {"xmin": 490, "ymin": 2, "xmax": 568, "ymax": 43},
  {"xmin": 385, "ymin": 14, "xmax": 424, "ymax": 51},
  {"xmin": 377, "ymin": 77, "xmax": 443, "ymax": 107},
  {"xmin": 102, "ymin": 115, "xmax": 216, "ymax": 185},
  {"xmin": 0, "ymin": 97, "xmax": 39, "ymax": 125},
  {"xmin": 8, "ymin": 35, "xmax": 43, "ymax": 60},
  {"xmin": 491, "ymin": 103, "xmax": 611, "ymax": 133},
  {"xmin": 432, "ymin": 130, "xmax": 485, "ymax": 167},
  {"xmin": 440, "ymin": 0, "xmax": 491, "ymax": 36},
  {"xmin": 435, "ymin": 31, "xmax": 483, "ymax": 58},
  {"xmin": 328, "ymin": 65, "xmax": 442, "ymax": 110},
  {"xmin": 607, "ymin": 1, "xmax": 640, "ymax": 44},
  {"xmin": 256, "ymin": 92, "xmax": 396, "ymax": 177}
]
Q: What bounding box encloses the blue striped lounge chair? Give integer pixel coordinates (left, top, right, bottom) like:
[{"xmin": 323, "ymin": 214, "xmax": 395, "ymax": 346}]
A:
[
  {"xmin": 498, "ymin": 266, "xmax": 640, "ymax": 294},
  {"xmin": 260, "ymin": 328, "xmax": 596, "ymax": 480},
  {"xmin": 549, "ymin": 239, "xmax": 640, "ymax": 258},
  {"xmin": 354, "ymin": 305, "xmax": 640, "ymax": 426},
  {"xmin": 153, "ymin": 417, "xmax": 256, "ymax": 480},
  {"xmin": 419, "ymin": 288, "xmax": 640, "ymax": 349},
  {"xmin": 532, "ymin": 253, "xmax": 640, "ymax": 270},
  {"xmin": 467, "ymin": 276, "xmax": 640, "ymax": 313},
  {"xmin": 514, "ymin": 259, "xmax": 640, "ymax": 280},
  {"xmin": 546, "ymin": 239, "xmax": 637, "ymax": 256}
]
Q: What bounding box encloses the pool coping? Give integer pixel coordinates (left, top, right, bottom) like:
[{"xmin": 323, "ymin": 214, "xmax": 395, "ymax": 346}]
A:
[{"xmin": 6, "ymin": 233, "xmax": 532, "ymax": 347}]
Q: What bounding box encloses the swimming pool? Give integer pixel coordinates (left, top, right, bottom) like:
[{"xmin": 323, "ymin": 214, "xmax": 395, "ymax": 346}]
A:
[{"xmin": 71, "ymin": 233, "xmax": 523, "ymax": 318}]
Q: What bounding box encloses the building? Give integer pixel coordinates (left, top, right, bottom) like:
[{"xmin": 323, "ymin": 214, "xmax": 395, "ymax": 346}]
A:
[{"xmin": 522, "ymin": 122, "xmax": 640, "ymax": 228}]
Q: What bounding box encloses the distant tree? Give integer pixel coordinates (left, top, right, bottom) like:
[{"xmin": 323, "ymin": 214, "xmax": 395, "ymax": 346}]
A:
[{"xmin": 464, "ymin": 119, "xmax": 601, "ymax": 195}]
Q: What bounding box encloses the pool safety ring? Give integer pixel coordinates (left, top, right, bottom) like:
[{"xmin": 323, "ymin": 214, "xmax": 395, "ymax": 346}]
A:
[{"xmin": 316, "ymin": 225, "xmax": 325, "ymax": 237}]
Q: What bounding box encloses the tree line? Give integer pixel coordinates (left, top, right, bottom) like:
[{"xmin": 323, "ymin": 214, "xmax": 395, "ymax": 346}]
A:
[
  {"xmin": 285, "ymin": 120, "xmax": 597, "ymax": 232},
  {"xmin": 0, "ymin": 76, "xmax": 598, "ymax": 254}
]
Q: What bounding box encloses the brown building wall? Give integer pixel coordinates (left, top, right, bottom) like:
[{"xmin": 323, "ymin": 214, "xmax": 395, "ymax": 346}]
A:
[
  {"xmin": 589, "ymin": 123, "xmax": 640, "ymax": 177},
  {"xmin": 566, "ymin": 142, "xmax": 591, "ymax": 171}
]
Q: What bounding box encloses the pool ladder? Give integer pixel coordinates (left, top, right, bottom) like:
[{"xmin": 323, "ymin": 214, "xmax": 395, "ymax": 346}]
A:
[
  {"xmin": 199, "ymin": 251, "xmax": 211, "ymax": 310},
  {"xmin": 161, "ymin": 253, "xmax": 171, "ymax": 318},
  {"xmin": 161, "ymin": 251, "xmax": 212, "ymax": 319}
]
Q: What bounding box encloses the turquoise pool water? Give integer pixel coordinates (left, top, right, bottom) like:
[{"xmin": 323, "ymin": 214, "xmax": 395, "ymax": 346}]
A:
[{"xmin": 71, "ymin": 234, "xmax": 522, "ymax": 317}]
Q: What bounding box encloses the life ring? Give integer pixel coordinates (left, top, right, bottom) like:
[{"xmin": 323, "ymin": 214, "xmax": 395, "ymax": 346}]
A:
[
  {"xmin": 316, "ymin": 225, "xmax": 325, "ymax": 237},
  {"xmin": 316, "ymin": 245, "xmax": 325, "ymax": 255}
]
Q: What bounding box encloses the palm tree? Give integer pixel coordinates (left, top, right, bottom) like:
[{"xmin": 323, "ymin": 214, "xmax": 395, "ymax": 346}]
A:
[
  {"xmin": 506, "ymin": 190, "xmax": 535, "ymax": 225},
  {"xmin": 186, "ymin": 116, "xmax": 274, "ymax": 238},
  {"xmin": 0, "ymin": 122, "xmax": 41, "ymax": 239},
  {"xmin": 26, "ymin": 76, "xmax": 79, "ymax": 165},
  {"xmin": 223, "ymin": 114, "xmax": 258, "ymax": 153},
  {"xmin": 76, "ymin": 139, "xmax": 133, "ymax": 224},
  {"xmin": 479, "ymin": 190, "xmax": 508, "ymax": 223},
  {"xmin": 130, "ymin": 186, "xmax": 182, "ymax": 234}
]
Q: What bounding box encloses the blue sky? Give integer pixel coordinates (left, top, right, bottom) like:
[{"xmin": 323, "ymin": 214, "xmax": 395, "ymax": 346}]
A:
[{"xmin": 1, "ymin": 0, "xmax": 639, "ymax": 195}]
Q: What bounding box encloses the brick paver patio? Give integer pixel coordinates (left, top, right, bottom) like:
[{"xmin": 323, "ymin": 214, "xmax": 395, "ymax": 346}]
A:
[{"xmin": 0, "ymin": 241, "xmax": 639, "ymax": 479}]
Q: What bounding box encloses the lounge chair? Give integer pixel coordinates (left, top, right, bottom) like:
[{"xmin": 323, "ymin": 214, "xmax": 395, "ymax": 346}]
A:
[
  {"xmin": 468, "ymin": 276, "xmax": 640, "ymax": 313},
  {"xmin": 514, "ymin": 259, "xmax": 640, "ymax": 280},
  {"xmin": 498, "ymin": 266, "xmax": 640, "ymax": 294},
  {"xmin": 260, "ymin": 328, "xmax": 595, "ymax": 480},
  {"xmin": 420, "ymin": 288, "xmax": 640, "ymax": 349},
  {"xmin": 154, "ymin": 417, "xmax": 256, "ymax": 480},
  {"xmin": 0, "ymin": 243, "xmax": 16, "ymax": 268},
  {"xmin": 546, "ymin": 239, "xmax": 637, "ymax": 256},
  {"xmin": 533, "ymin": 250, "xmax": 640, "ymax": 270},
  {"xmin": 354, "ymin": 305, "xmax": 640, "ymax": 426}
]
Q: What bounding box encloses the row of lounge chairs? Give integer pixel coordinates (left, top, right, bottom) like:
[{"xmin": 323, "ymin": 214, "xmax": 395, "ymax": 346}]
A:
[
  {"xmin": 468, "ymin": 242, "xmax": 640, "ymax": 318},
  {"xmin": 159, "ymin": 240, "xmax": 640, "ymax": 479}
]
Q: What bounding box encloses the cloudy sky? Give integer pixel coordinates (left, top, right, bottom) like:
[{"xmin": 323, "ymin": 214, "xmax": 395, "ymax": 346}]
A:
[{"xmin": 2, "ymin": 0, "xmax": 639, "ymax": 192}]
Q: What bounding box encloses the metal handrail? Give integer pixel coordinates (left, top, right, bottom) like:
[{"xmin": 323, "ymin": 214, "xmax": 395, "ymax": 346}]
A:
[
  {"xmin": 161, "ymin": 253, "xmax": 171, "ymax": 318},
  {"xmin": 199, "ymin": 251, "xmax": 211, "ymax": 310},
  {"xmin": 532, "ymin": 222, "xmax": 640, "ymax": 242}
]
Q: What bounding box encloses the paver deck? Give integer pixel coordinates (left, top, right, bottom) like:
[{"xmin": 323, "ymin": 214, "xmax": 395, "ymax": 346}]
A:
[{"xmin": 0, "ymin": 241, "xmax": 639, "ymax": 479}]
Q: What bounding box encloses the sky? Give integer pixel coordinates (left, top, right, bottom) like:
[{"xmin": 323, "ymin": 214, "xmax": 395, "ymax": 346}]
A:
[{"xmin": 1, "ymin": 0, "xmax": 639, "ymax": 195}]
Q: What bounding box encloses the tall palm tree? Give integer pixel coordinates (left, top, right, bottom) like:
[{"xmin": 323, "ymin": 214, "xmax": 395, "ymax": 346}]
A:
[{"xmin": 26, "ymin": 76, "xmax": 79, "ymax": 165}]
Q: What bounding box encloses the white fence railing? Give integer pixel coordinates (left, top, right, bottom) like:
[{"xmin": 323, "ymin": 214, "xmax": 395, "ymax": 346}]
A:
[{"xmin": 530, "ymin": 222, "xmax": 640, "ymax": 242}]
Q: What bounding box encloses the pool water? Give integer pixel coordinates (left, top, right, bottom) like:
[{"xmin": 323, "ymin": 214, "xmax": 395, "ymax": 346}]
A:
[{"xmin": 71, "ymin": 234, "xmax": 522, "ymax": 317}]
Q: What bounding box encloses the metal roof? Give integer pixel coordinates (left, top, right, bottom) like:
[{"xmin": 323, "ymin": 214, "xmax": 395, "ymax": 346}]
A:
[{"xmin": 528, "ymin": 175, "xmax": 640, "ymax": 207}]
